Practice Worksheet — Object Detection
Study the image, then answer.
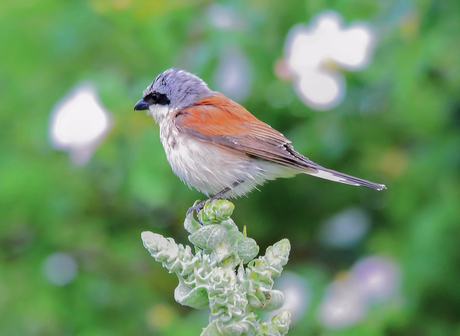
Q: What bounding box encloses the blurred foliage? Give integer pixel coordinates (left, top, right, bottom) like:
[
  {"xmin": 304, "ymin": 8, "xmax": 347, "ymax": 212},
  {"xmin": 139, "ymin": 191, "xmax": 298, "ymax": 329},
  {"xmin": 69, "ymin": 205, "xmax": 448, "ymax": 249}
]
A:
[{"xmin": 1, "ymin": 0, "xmax": 460, "ymax": 335}]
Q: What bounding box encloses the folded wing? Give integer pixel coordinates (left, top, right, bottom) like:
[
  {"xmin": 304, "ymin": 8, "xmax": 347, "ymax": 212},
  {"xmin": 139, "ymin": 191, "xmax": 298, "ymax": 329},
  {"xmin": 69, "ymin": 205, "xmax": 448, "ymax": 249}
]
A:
[{"xmin": 174, "ymin": 94, "xmax": 386, "ymax": 190}]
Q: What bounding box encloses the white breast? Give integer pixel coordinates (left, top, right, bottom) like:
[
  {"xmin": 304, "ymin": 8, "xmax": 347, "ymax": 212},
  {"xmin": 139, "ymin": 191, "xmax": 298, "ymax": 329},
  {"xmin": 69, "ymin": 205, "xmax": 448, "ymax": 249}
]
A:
[{"xmin": 149, "ymin": 105, "xmax": 297, "ymax": 198}]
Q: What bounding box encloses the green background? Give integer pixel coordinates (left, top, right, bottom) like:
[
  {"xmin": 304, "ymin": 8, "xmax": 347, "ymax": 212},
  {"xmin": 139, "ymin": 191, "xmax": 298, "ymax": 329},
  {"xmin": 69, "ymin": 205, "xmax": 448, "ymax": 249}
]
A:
[{"xmin": 1, "ymin": 0, "xmax": 460, "ymax": 335}]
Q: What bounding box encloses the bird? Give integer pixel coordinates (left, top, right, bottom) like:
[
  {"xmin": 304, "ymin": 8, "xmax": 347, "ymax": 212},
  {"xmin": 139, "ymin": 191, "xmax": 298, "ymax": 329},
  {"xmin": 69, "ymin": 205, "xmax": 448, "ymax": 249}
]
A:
[{"xmin": 134, "ymin": 68, "xmax": 386, "ymax": 215}]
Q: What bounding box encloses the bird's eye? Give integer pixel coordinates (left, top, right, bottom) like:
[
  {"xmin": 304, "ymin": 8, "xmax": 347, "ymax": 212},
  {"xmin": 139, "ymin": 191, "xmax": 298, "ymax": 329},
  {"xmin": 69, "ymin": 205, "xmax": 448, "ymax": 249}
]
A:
[
  {"xmin": 156, "ymin": 93, "xmax": 170, "ymax": 105},
  {"xmin": 144, "ymin": 92, "xmax": 170, "ymax": 106},
  {"xmin": 144, "ymin": 92, "xmax": 157, "ymax": 105}
]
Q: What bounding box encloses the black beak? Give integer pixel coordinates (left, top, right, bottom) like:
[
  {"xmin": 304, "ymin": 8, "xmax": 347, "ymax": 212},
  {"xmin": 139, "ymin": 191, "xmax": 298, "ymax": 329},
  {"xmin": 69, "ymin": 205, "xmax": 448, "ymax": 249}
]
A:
[{"xmin": 134, "ymin": 98, "xmax": 149, "ymax": 111}]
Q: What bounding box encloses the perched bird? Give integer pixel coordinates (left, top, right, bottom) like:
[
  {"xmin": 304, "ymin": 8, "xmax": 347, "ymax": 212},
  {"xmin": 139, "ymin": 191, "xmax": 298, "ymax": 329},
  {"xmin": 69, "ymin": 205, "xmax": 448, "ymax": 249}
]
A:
[{"xmin": 134, "ymin": 68, "xmax": 385, "ymax": 214}]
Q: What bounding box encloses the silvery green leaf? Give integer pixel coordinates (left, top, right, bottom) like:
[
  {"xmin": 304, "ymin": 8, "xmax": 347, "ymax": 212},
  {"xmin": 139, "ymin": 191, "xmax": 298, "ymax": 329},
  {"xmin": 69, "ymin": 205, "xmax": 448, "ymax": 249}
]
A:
[
  {"xmin": 223, "ymin": 230, "xmax": 245, "ymax": 246},
  {"xmin": 215, "ymin": 250, "xmax": 241, "ymax": 268},
  {"xmin": 193, "ymin": 254, "xmax": 214, "ymax": 286},
  {"xmin": 189, "ymin": 224, "xmax": 227, "ymax": 249},
  {"xmin": 175, "ymin": 278, "xmax": 209, "ymax": 309},
  {"xmin": 260, "ymin": 310, "xmax": 291, "ymax": 336},
  {"xmin": 246, "ymin": 259, "xmax": 274, "ymax": 291},
  {"xmin": 265, "ymin": 239, "xmax": 290, "ymax": 278},
  {"xmin": 141, "ymin": 232, "xmax": 178, "ymax": 262},
  {"xmin": 220, "ymin": 218, "xmax": 239, "ymax": 231},
  {"xmin": 201, "ymin": 320, "xmax": 222, "ymax": 336},
  {"xmin": 221, "ymin": 319, "xmax": 257, "ymax": 336},
  {"xmin": 180, "ymin": 286, "xmax": 210, "ymax": 309},
  {"xmin": 247, "ymin": 291, "xmax": 263, "ymax": 309},
  {"xmin": 174, "ymin": 277, "xmax": 191, "ymax": 301},
  {"xmin": 184, "ymin": 210, "xmax": 201, "ymax": 234},
  {"xmin": 263, "ymin": 290, "xmax": 285, "ymax": 311},
  {"xmin": 235, "ymin": 237, "xmax": 259, "ymax": 264},
  {"xmin": 208, "ymin": 266, "xmax": 236, "ymax": 291},
  {"xmin": 251, "ymin": 289, "xmax": 267, "ymax": 308}
]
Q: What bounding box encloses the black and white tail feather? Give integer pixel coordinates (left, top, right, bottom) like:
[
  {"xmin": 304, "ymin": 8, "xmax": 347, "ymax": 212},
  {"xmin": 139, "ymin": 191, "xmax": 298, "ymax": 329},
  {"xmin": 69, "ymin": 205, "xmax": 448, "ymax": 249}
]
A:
[{"xmin": 307, "ymin": 165, "xmax": 386, "ymax": 191}]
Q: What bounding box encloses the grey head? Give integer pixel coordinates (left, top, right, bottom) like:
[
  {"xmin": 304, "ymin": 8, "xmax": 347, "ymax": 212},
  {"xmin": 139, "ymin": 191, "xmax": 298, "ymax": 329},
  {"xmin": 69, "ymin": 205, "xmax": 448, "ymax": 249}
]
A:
[{"xmin": 134, "ymin": 68, "xmax": 213, "ymax": 114}]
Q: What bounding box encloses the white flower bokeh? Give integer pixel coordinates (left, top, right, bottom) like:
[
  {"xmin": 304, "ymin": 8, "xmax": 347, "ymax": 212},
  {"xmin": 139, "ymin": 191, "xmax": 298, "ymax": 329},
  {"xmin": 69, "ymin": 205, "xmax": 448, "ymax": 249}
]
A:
[
  {"xmin": 317, "ymin": 255, "xmax": 401, "ymax": 329},
  {"xmin": 283, "ymin": 10, "xmax": 376, "ymax": 110},
  {"xmin": 49, "ymin": 83, "xmax": 112, "ymax": 165}
]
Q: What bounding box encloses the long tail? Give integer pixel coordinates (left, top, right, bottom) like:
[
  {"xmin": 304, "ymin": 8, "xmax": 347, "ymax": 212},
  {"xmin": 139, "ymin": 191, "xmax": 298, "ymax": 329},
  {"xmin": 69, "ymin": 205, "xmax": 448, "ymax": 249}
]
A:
[{"xmin": 306, "ymin": 166, "xmax": 386, "ymax": 191}]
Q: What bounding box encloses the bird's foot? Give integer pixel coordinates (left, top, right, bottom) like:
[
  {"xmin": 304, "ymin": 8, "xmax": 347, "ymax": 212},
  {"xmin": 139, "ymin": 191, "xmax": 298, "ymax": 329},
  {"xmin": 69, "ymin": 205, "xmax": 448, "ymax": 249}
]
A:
[
  {"xmin": 186, "ymin": 199, "xmax": 208, "ymax": 221},
  {"xmin": 186, "ymin": 186, "xmax": 236, "ymax": 223}
]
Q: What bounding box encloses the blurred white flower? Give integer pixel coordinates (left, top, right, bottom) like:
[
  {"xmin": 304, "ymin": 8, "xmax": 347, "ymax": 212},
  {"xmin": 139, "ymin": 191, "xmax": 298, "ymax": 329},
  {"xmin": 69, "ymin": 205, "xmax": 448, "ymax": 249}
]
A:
[
  {"xmin": 49, "ymin": 83, "xmax": 112, "ymax": 165},
  {"xmin": 294, "ymin": 68, "xmax": 345, "ymax": 109},
  {"xmin": 42, "ymin": 252, "xmax": 78, "ymax": 286},
  {"xmin": 352, "ymin": 256, "xmax": 400, "ymax": 302},
  {"xmin": 318, "ymin": 255, "xmax": 401, "ymax": 329},
  {"xmin": 318, "ymin": 207, "xmax": 370, "ymax": 248},
  {"xmin": 283, "ymin": 10, "xmax": 376, "ymax": 110},
  {"xmin": 318, "ymin": 276, "xmax": 367, "ymax": 329}
]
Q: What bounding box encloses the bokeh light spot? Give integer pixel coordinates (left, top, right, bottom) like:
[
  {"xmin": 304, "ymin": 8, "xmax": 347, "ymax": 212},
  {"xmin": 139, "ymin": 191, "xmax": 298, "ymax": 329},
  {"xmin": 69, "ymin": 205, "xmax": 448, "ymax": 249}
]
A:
[
  {"xmin": 269, "ymin": 271, "xmax": 310, "ymax": 323},
  {"xmin": 42, "ymin": 252, "xmax": 78, "ymax": 286},
  {"xmin": 146, "ymin": 303, "xmax": 175, "ymax": 331}
]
